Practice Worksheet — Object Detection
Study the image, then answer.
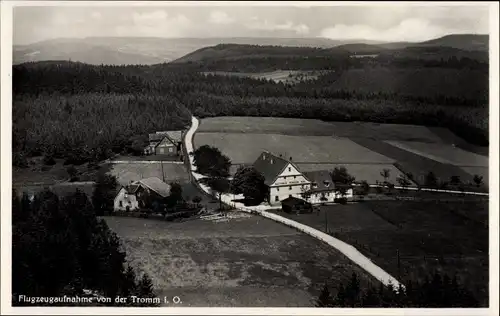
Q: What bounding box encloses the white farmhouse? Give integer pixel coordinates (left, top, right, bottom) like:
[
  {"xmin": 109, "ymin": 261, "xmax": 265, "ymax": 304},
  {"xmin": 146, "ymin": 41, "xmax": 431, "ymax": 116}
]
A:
[
  {"xmin": 252, "ymin": 151, "xmax": 311, "ymax": 205},
  {"xmin": 252, "ymin": 151, "xmax": 353, "ymax": 205}
]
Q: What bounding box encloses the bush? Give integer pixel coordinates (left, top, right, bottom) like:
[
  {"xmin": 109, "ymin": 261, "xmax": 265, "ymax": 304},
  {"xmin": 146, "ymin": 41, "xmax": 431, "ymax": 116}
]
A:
[
  {"xmin": 334, "ymin": 197, "xmax": 348, "ymax": 204},
  {"xmin": 13, "ymin": 152, "xmax": 28, "ymax": 168},
  {"xmin": 192, "ymin": 196, "xmax": 202, "ymax": 204},
  {"xmin": 41, "ymin": 165, "xmax": 52, "ymax": 171},
  {"xmin": 70, "ymin": 176, "xmax": 80, "ymax": 182},
  {"xmin": 43, "ymin": 155, "xmax": 56, "ymax": 166}
]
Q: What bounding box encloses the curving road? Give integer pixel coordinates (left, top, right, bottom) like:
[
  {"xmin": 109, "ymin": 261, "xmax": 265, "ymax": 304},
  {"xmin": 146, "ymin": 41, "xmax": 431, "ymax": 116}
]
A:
[{"xmin": 184, "ymin": 115, "xmax": 404, "ymax": 289}]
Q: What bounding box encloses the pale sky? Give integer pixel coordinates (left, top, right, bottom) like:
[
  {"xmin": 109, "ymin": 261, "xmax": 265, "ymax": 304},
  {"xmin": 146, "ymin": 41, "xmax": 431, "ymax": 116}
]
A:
[{"xmin": 13, "ymin": 4, "xmax": 491, "ymax": 45}]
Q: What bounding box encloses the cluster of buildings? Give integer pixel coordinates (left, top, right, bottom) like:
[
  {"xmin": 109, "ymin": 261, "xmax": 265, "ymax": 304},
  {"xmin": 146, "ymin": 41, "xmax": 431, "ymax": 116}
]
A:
[
  {"xmin": 113, "ymin": 129, "xmax": 186, "ymax": 212},
  {"xmin": 113, "ymin": 149, "xmax": 354, "ymax": 213},
  {"xmin": 252, "ymin": 151, "xmax": 353, "ymax": 206}
]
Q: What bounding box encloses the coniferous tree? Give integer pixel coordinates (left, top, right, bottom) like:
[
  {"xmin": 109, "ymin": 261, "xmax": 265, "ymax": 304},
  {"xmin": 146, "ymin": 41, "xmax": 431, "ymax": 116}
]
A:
[{"xmin": 316, "ymin": 283, "xmax": 335, "ymax": 307}]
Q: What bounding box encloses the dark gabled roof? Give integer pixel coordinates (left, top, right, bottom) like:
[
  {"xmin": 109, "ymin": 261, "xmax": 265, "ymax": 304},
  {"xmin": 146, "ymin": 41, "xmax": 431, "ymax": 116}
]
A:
[
  {"xmin": 157, "ymin": 136, "xmax": 176, "ymax": 147},
  {"xmin": 125, "ymin": 184, "xmax": 140, "ymax": 194},
  {"xmin": 136, "ymin": 177, "xmax": 171, "ymax": 198},
  {"xmin": 160, "ymin": 131, "xmax": 183, "ymax": 143},
  {"xmin": 150, "ymin": 131, "xmax": 183, "ymax": 143},
  {"xmin": 303, "ymin": 170, "xmax": 335, "ymax": 193},
  {"xmin": 252, "ymin": 151, "xmax": 298, "ymax": 185},
  {"xmin": 149, "ymin": 133, "xmax": 165, "ymax": 142},
  {"xmin": 281, "ymin": 196, "xmax": 311, "ymax": 207}
]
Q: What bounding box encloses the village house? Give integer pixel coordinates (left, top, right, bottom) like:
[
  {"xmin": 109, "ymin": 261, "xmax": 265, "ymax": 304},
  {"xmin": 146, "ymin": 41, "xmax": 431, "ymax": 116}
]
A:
[
  {"xmin": 302, "ymin": 170, "xmax": 353, "ymax": 204},
  {"xmin": 252, "ymin": 151, "xmax": 353, "ymax": 206},
  {"xmin": 113, "ymin": 177, "xmax": 171, "ymax": 212},
  {"xmin": 252, "ymin": 151, "xmax": 311, "ymax": 205},
  {"xmin": 144, "ymin": 130, "xmax": 184, "ymax": 159}
]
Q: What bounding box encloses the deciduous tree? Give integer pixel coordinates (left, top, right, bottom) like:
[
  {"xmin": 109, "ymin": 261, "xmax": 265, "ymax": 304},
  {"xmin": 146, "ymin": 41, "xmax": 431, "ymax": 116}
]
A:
[{"xmin": 231, "ymin": 166, "xmax": 268, "ymax": 204}]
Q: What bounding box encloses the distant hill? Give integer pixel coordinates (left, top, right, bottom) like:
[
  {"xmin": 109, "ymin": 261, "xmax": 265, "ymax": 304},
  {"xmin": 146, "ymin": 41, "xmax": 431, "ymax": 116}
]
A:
[
  {"xmin": 171, "ymin": 43, "xmax": 352, "ymax": 64},
  {"xmin": 13, "ymin": 39, "xmax": 165, "ymax": 65},
  {"xmin": 13, "ymin": 37, "xmax": 375, "ymax": 66},
  {"xmin": 172, "ymin": 34, "xmax": 489, "ymax": 65},
  {"xmin": 13, "ymin": 34, "xmax": 488, "ymax": 66},
  {"xmin": 417, "ymin": 34, "xmax": 489, "ymax": 52}
]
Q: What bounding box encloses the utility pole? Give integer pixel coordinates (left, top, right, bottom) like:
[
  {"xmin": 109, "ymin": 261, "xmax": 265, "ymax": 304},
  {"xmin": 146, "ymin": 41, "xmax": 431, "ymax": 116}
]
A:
[
  {"xmin": 325, "ymin": 209, "xmax": 328, "ymax": 233},
  {"xmin": 161, "ymin": 161, "xmax": 165, "ymax": 182},
  {"xmin": 397, "ymin": 249, "xmax": 401, "ymax": 278}
]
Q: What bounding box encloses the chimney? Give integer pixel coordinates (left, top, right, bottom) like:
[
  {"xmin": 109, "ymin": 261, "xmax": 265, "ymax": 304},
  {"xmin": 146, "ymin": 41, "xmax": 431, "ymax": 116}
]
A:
[
  {"xmin": 289, "ymin": 156, "xmax": 293, "ymax": 161},
  {"xmin": 270, "ymin": 158, "xmax": 274, "ymax": 164},
  {"xmin": 279, "ymin": 154, "xmax": 283, "ymax": 158},
  {"xmin": 262, "ymin": 153, "xmax": 266, "ymax": 160}
]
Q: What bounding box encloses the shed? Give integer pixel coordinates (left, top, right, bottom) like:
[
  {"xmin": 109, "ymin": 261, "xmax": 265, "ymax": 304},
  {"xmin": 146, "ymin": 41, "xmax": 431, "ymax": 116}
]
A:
[{"xmin": 281, "ymin": 196, "xmax": 312, "ymax": 214}]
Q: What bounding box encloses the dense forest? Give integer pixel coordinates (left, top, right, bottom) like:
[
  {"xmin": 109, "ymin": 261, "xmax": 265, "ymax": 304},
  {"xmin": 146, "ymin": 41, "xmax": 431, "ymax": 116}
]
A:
[
  {"xmin": 12, "ymin": 188, "xmax": 157, "ymax": 306},
  {"xmin": 12, "ymin": 52, "xmax": 489, "ymax": 166},
  {"xmin": 316, "ymin": 272, "xmax": 478, "ymax": 307}
]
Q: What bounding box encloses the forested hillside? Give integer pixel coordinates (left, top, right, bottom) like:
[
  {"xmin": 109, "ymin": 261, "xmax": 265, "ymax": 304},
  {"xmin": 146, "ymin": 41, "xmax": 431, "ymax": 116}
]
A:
[{"xmin": 13, "ymin": 49, "xmax": 489, "ymax": 166}]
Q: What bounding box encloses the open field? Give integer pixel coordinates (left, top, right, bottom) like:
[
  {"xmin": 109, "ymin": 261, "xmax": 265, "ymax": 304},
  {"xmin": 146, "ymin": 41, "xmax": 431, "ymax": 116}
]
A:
[
  {"xmin": 460, "ymin": 166, "xmax": 489, "ymax": 185},
  {"xmin": 352, "ymin": 138, "xmax": 484, "ymax": 189},
  {"xmin": 103, "ymin": 215, "xmax": 377, "ymax": 307},
  {"xmin": 13, "ymin": 157, "xmax": 103, "ymax": 186},
  {"xmin": 295, "ymin": 163, "xmax": 414, "ymax": 185},
  {"xmin": 202, "ymin": 70, "xmax": 326, "ymax": 84},
  {"xmin": 197, "ymin": 117, "xmax": 456, "ymax": 143},
  {"xmin": 269, "ymin": 199, "xmax": 489, "ymax": 306},
  {"xmin": 107, "ymin": 163, "xmax": 190, "ymax": 186},
  {"xmin": 385, "ymin": 141, "xmax": 489, "ymax": 167},
  {"xmin": 427, "ymin": 127, "xmax": 489, "ymax": 156},
  {"xmin": 194, "ymin": 132, "xmax": 394, "ymax": 164},
  {"xmin": 197, "ymin": 117, "xmax": 340, "ymax": 136},
  {"xmin": 111, "ymin": 155, "xmax": 181, "ymax": 162}
]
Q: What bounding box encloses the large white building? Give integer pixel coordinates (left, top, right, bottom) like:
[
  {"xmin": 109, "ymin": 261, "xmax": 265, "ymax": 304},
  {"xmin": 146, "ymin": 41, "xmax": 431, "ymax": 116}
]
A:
[{"xmin": 252, "ymin": 151, "xmax": 353, "ymax": 206}]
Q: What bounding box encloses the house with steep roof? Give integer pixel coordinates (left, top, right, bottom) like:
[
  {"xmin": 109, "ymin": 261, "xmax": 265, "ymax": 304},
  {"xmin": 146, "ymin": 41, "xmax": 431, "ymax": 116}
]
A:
[
  {"xmin": 144, "ymin": 130, "xmax": 184, "ymax": 158},
  {"xmin": 252, "ymin": 151, "xmax": 312, "ymax": 205},
  {"xmin": 252, "ymin": 151, "xmax": 354, "ymax": 205},
  {"xmin": 113, "ymin": 177, "xmax": 171, "ymax": 211},
  {"xmin": 303, "ymin": 170, "xmax": 352, "ymax": 204}
]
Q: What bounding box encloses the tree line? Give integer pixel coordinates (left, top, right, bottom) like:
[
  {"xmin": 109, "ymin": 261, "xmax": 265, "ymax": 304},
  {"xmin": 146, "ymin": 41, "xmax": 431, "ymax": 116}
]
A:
[
  {"xmin": 14, "ymin": 61, "xmax": 487, "ymax": 106},
  {"xmin": 182, "ymin": 92, "xmax": 487, "ymax": 146},
  {"xmin": 12, "ymin": 59, "xmax": 489, "ymax": 167},
  {"xmin": 316, "ymin": 271, "xmax": 479, "ymax": 307}
]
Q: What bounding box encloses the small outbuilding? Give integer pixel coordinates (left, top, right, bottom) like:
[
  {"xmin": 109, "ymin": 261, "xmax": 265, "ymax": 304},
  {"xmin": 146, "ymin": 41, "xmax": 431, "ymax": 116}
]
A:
[{"xmin": 281, "ymin": 196, "xmax": 312, "ymax": 214}]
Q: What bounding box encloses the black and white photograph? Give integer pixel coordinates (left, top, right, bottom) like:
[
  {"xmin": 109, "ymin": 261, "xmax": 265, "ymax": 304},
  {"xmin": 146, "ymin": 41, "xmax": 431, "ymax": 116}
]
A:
[{"xmin": 1, "ymin": 1, "xmax": 498, "ymax": 314}]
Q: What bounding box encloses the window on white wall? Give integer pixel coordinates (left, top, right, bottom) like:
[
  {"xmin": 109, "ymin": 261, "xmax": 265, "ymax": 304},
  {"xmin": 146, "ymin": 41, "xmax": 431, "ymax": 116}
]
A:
[
  {"xmin": 169, "ymin": 147, "xmax": 173, "ymax": 152},
  {"xmin": 288, "ymin": 167, "xmax": 291, "ymax": 172},
  {"xmin": 289, "ymin": 186, "xmax": 292, "ymax": 190},
  {"xmin": 275, "ymin": 196, "xmax": 279, "ymax": 201}
]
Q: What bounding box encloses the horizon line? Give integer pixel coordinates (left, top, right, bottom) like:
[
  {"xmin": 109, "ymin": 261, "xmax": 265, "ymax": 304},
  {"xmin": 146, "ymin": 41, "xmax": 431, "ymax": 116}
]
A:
[{"xmin": 13, "ymin": 32, "xmax": 489, "ymax": 47}]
